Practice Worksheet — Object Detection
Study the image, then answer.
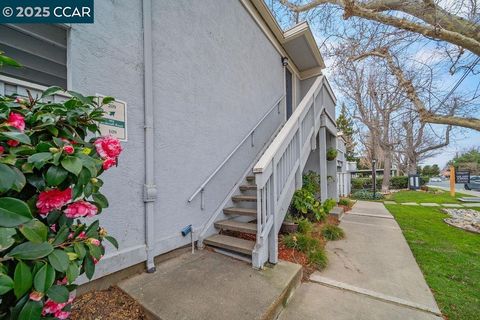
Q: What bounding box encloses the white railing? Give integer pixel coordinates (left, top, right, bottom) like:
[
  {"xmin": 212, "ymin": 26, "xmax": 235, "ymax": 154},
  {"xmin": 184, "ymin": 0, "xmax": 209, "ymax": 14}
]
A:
[
  {"xmin": 251, "ymin": 75, "xmax": 330, "ymax": 268},
  {"xmin": 187, "ymin": 95, "xmax": 285, "ymax": 209},
  {"xmin": 0, "ymin": 75, "xmax": 70, "ymax": 101},
  {"xmin": 337, "ymin": 172, "xmax": 350, "ymax": 197}
]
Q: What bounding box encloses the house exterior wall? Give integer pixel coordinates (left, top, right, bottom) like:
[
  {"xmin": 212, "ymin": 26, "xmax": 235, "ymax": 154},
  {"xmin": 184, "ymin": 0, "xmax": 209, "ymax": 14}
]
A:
[
  {"xmin": 65, "ymin": 0, "xmax": 287, "ymax": 281},
  {"xmin": 150, "ymin": 0, "xmax": 284, "ymax": 256},
  {"xmin": 68, "ymin": 0, "xmax": 147, "ymax": 281}
]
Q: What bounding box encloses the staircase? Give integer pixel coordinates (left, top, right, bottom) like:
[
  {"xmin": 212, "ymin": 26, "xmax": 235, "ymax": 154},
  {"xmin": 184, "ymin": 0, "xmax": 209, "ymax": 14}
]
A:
[
  {"xmin": 197, "ymin": 75, "xmax": 337, "ymax": 269},
  {"xmin": 203, "ymin": 175, "xmax": 258, "ymax": 258}
]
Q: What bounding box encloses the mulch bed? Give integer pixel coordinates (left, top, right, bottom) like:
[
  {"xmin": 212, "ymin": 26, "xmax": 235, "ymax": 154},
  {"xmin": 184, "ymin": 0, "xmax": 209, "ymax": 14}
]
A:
[
  {"xmin": 70, "ymin": 286, "xmax": 147, "ymax": 320},
  {"xmin": 278, "ymin": 216, "xmax": 339, "ymax": 281}
]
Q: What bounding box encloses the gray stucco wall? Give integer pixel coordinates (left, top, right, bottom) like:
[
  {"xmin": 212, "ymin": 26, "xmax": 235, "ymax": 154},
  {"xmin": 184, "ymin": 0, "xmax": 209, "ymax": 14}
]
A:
[
  {"xmin": 150, "ymin": 0, "xmax": 284, "ymax": 256},
  {"xmin": 68, "ymin": 0, "xmax": 147, "ymax": 281},
  {"xmin": 67, "ymin": 0, "xmax": 285, "ymax": 281}
]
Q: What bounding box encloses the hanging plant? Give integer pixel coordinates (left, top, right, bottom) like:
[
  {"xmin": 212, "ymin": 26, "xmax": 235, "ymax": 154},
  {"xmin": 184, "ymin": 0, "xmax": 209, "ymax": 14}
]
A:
[
  {"xmin": 0, "ymin": 84, "xmax": 122, "ymax": 319},
  {"xmin": 326, "ymin": 148, "xmax": 338, "ymax": 161}
]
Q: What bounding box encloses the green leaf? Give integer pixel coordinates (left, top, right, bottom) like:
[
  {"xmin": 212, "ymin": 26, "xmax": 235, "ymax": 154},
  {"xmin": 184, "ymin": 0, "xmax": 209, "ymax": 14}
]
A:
[
  {"xmin": 85, "ymin": 220, "xmax": 99, "ymax": 237},
  {"xmin": 18, "ymin": 300, "xmax": 42, "ymax": 320},
  {"xmin": 92, "ymin": 193, "xmax": 108, "ymax": 209},
  {"xmin": 0, "ymin": 273, "xmax": 14, "ymax": 295},
  {"xmin": 0, "ymin": 197, "xmax": 33, "ymax": 227},
  {"xmin": 0, "ymin": 131, "xmax": 31, "ymax": 144},
  {"xmin": 45, "ymin": 166, "xmax": 69, "ymax": 186},
  {"xmin": 66, "ymin": 263, "xmax": 79, "ymax": 284},
  {"xmin": 0, "ymin": 53, "xmax": 21, "ymax": 67},
  {"xmin": 33, "ymin": 263, "xmax": 55, "ymax": 293},
  {"xmin": 14, "ymin": 261, "xmax": 32, "ymax": 299},
  {"xmin": 0, "ymin": 163, "xmax": 16, "ymax": 193},
  {"xmin": 46, "ymin": 285, "xmax": 69, "ymax": 303},
  {"xmin": 19, "ymin": 219, "xmax": 48, "ymax": 243},
  {"xmin": 87, "ymin": 243, "xmax": 102, "ymax": 260},
  {"xmin": 101, "ymin": 96, "xmax": 115, "ymax": 105},
  {"xmin": 41, "ymin": 86, "xmax": 64, "ymax": 99},
  {"xmin": 48, "ymin": 249, "xmax": 69, "ymax": 272},
  {"xmin": 84, "ymin": 183, "xmax": 93, "ymax": 198},
  {"xmin": 0, "ymin": 227, "xmax": 16, "ymax": 251},
  {"xmin": 26, "ymin": 174, "xmax": 46, "ymax": 191},
  {"xmin": 7, "ymin": 241, "xmax": 53, "ymax": 260},
  {"xmin": 52, "ymin": 225, "xmax": 69, "ymax": 246},
  {"xmin": 27, "ymin": 152, "xmax": 52, "ymax": 169},
  {"xmin": 105, "ymin": 236, "xmax": 119, "ymax": 249},
  {"xmin": 67, "ymin": 91, "xmax": 91, "ymax": 105},
  {"xmin": 77, "ymin": 168, "xmax": 91, "ymax": 186},
  {"xmin": 61, "ymin": 156, "xmax": 82, "ymax": 176},
  {"xmin": 10, "ymin": 166, "xmax": 26, "ymax": 192},
  {"xmin": 84, "ymin": 256, "xmax": 95, "ymax": 280},
  {"xmin": 74, "ymin": 242, "xmax": 86, "ymax": 259}
]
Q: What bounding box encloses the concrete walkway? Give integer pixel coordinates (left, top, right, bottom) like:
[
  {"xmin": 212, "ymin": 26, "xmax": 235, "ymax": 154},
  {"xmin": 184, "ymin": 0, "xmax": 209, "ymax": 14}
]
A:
[{"xmin": 280, "ymin": 201, "xmax": 443, "ymax": 320}]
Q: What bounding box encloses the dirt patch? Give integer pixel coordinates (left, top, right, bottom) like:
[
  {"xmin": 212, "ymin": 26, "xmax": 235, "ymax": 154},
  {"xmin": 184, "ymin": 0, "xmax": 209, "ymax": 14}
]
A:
[{"xmin": 70, "ymin": 286, "xmax": 147, "ymax": 320}]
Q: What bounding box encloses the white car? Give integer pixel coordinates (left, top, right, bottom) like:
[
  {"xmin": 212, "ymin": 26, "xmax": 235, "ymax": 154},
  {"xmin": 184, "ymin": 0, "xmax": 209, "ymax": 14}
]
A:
[{"xmin": 429, "ymin": 177, "xmax": 442, "ymax": 182}]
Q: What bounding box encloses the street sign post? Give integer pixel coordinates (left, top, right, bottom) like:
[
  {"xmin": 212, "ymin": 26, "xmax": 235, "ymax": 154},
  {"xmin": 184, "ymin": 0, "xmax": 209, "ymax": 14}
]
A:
[{"xmin": 450, "ymin": 166, "xmax": 455, "ymax": 197}]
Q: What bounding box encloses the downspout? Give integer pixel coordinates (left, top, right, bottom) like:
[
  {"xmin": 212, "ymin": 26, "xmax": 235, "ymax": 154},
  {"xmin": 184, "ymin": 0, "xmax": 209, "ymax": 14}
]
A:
[{"xmin": 142, "ymin": 0, "xmax": 156, "ymax": 273}]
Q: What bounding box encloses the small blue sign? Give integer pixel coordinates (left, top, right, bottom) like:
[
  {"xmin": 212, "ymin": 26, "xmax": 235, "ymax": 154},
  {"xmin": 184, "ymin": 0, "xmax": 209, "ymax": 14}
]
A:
[{"xmin": 0, "ymin": 1, "xmax": 94, "ymax": 23}]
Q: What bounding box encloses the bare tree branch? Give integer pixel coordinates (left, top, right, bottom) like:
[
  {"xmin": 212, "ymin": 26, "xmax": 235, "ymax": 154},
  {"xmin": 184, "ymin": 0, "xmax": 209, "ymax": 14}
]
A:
[{"xmin": 279, "ymin": 0, "xmax": 480, "ymax": 56}]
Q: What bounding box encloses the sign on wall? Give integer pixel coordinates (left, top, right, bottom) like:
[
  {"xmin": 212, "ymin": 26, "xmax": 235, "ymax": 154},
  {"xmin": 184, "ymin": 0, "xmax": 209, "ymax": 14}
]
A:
[
  {"xmin": 455, "ymin": 170, "xmax": 470, "ymax": 184},
  {"xmin": 96, "ymin": 95, "xmax": 127, "ymax": 141}
]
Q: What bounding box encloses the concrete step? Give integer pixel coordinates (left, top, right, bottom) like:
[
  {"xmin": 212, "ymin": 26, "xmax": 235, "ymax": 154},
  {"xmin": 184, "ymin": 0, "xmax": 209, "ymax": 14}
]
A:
[
  {"xmin": 118, "ymin": 250, "xmax": 302, "ymax": 320},
  {"xmin": 246, "ymin": 175, "xmax": 255, "ymax": 182},
  {"xmin": 232, "ymin": 195, "xmax": 257, "ymax": 202},
  {"xmin": 240, "ymin": 184, "xmax": 257, "ymax": 191},
  {"xmin": 223, "ymin": 207, "xmax": 257, "ymax": 217},
  {"xmin": 329, "ymin": 206, "xmax": 344, "ymax": 220},
  {"xmin": 215, "ymin": 219, "xmax": 257, "ymax": 234},
  {"xmin": 204, "ymin": 234, "xmax": 255, "ymax": 255}
]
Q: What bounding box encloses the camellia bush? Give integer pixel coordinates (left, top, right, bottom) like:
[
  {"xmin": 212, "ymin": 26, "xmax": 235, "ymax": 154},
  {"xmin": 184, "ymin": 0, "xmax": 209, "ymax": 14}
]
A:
[{"xmin": 0, "ymin": 85, "xmax": 122, "ymax": 319}]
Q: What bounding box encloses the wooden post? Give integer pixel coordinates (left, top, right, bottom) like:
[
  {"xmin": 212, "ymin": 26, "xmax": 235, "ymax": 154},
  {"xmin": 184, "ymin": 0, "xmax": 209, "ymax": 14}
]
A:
[{"xmin": 450, "ymin": 165, "xmax": 455, "ymax": 197}]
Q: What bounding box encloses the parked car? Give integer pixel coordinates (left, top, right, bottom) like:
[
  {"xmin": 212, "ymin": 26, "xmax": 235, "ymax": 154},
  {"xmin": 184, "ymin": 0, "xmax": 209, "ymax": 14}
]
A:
[
  {"xmin": 465, "ymin": 176, "xmax": 480, "ymax": 190},
  {"xmin": 430, "ymin": 176, "xmax": 442, "ymax": 182}
]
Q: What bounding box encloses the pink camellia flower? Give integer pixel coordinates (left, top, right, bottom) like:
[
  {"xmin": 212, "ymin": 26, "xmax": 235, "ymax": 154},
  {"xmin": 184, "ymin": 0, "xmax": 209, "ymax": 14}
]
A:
[
  {"xmin": 7, "ymin": 140, "xmax": 19, "ymax": 147},
  {"xmin": 94, "ymin": 136, "xmax": 122, "ymax": 159},
  {"xmin": 77, "ymin": 231, "xmax": 87, "ymax": 240},
  {"xmin": 54, "ymin": 311, "xmax": 70, "ymax": 320},
  {"xmin": 50, "ymin": 224, "xmax": 57, "ymax": 232},
  {"xmin": 56, "ymin": 277, "xmax": 68, "ymax": 285},
  {"xmin": 42, "ymin": 299, "xmax": 67, "ymax": 316},
  {"xmin": 102, "ymin": 157, "xmax": 116, "ymax": 170},
  {"xmin": 63, "ymin": 145, "xmax": 74, "ymax": 154},
  {"xmin": 64, "ymin": 201, "xmax": 98, "ymax": 219},
  {"xmin": 0, "ymin": 146, "xmax": 4, "ymax": 154},
  {"xmin": 7, "ymin": 112, "xmax": 25, "ymax": 132},
  {"xmin": 88, "ymin": 238, "xmax": 101, "ymax": 246},
  {"xmin": 29, "ymin": 291, "xmax": 43, "ymax": 301},
  {"xmin": 36, "ymin": 188, "xmax": 72, "ymax": 216}
]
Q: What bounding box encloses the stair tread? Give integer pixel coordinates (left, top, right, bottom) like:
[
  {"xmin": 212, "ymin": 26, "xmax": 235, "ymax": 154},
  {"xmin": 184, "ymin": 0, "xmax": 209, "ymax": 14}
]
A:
[
  {"xmin": 215, "ymin": 219, "xmax": 257, "ymax": 233},
  {"xmin": 232, "ymin": 195, "xmax": 257, "ymax": 202},
  {"xmin": 246, "ymin": 175, "xmax": 255, "ymax": 181},
  {"xmin": 223, "ymin": 207, "xmax": 257, "ymax": 216},
  {"xmin": 240, "ymin": 184, "xmax": 257, "ymax": 191},
  {"xmin": 204, "ymin": 234, "xmax": 254, "ymax": 255}
]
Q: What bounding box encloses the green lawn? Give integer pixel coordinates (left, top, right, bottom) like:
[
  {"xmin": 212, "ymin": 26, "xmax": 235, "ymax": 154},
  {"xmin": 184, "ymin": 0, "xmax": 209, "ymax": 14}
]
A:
[
  {"xmin": 385, "ymin": 204, "xmax": 480, "ymax": 320},
  {"xmin": 389, "ymin": 189, "xmax": 469, "ymax": 204}
]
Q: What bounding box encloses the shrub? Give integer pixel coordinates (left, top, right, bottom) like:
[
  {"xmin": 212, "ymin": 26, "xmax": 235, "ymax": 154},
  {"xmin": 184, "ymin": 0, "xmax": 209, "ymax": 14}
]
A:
[
  {"xmin": 351, "ymin": 189, "xmax": 384, "ymax": 200},
  {"xmin": 308, "ymin": 249, "xmax": 328, "ymax": 270},
  {"xmin": 338, "ymin": 198, "xmax": 353, "ymax": 208},
  {"xmin": 283, "ymin": 233, "xmax": 319, "ymax": 253},
  {"xmin": 297, "ymin": 218, "xmax": 313, "ymax": 235},
  {"xmin": 0, "ymin": 86, "xmax": 121, "ymax": 319},
  {"xmin": 390, "ymin": 176, "xmax": 408, "ymax": 189},
  {"xmin": 291, "ymin": 189, "xmax": 325, "ymax": 221},
  {"xmin": 302, "ymin": 171, "xmax": 320, "ymax": 195},
  {"xmin": 326, "ymin": 148, "xmax": 338, "ymax": 161},
  {"xmin": 322, "ymin": 198, "xmax": 337, "ymax": 214},
  {"xmin": 322, "ymin": 224, "xmax": 345, "ymax": 241}
]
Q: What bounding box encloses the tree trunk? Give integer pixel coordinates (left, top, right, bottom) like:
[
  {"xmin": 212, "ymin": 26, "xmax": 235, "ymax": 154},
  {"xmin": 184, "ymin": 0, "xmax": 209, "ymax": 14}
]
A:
[{"xmin": 382, "ymin": 152, "xmax": 392, "ymax": 193}]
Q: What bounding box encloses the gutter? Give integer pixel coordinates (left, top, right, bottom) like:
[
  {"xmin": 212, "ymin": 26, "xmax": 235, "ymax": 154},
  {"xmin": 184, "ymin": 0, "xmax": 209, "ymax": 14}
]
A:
[{"xmin": 142, "ymin": 0, "xmax": 157, "ymax": 273}]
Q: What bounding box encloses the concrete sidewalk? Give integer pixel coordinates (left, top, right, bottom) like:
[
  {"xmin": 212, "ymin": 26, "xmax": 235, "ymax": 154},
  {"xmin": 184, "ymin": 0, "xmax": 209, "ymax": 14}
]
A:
[{"xmin": 280, "ymin": 201, "xmax": 442, "ymax": 320}]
